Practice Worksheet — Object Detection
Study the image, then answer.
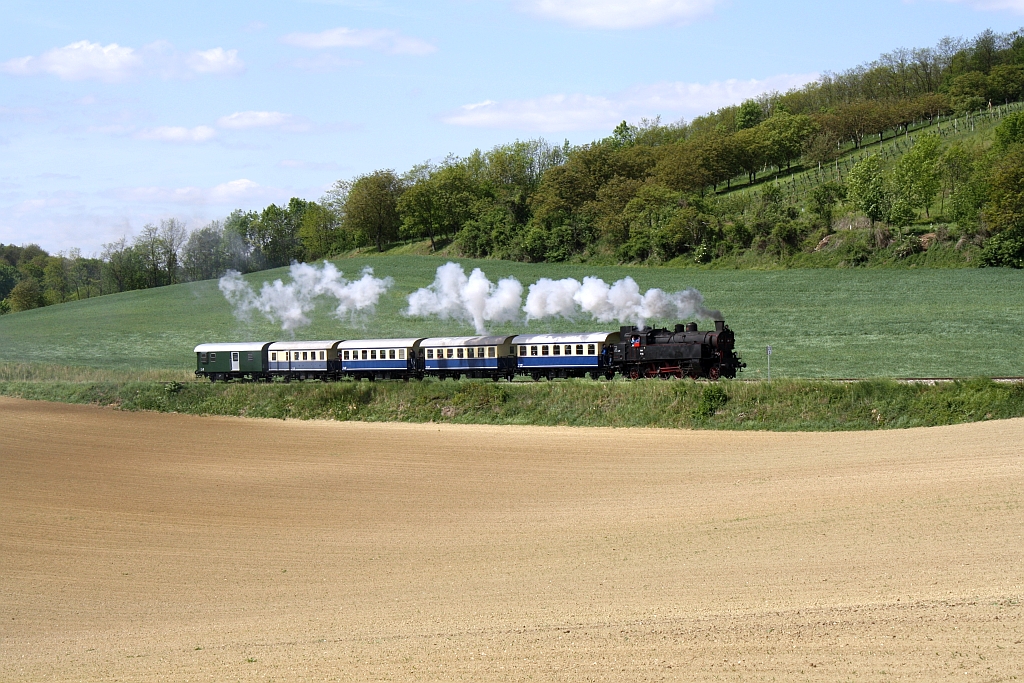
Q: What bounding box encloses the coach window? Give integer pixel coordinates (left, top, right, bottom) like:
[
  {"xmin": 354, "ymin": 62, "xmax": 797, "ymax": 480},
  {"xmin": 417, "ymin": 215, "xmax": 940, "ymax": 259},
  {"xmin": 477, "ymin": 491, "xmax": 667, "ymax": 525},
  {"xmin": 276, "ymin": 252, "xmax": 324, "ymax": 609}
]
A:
[
  {"xmin": 542, "ymin": 345, "xmax": 549, "ymax": 356},
  {"xmin": 457, "ymin": 348, "xmax": 464, "ymax": 359},
  {"xmin": 342, "ymin": 350, "xmax": 349, "ymax": 360},
  {"xmin": 520, "ymin": 345, "xmax": 527, "ymax": 356},
  {"xmin": 200, "ymin": 352, "xmax": 207, "ymax": 363},
  {"xmin": 360, "ymin": 350, "xmax": 366, "ymax": 360},
  {"xmin": 552, "ymin": 344, "xmax": 560, "ymax": 356},
  {"xmin": 388, "ymin": 349, "xmax": 394, "ymax": 359},
  {"xmin": 370, "ymin": 350, "xmax": 376, "ymax": 360},
  {"xmin": 576, "ymin": 344, "xmax": 584, "ymax": 355},
  {"xmin": 399, "ymin": 349, "xmax": 405, "ymax": 360},
  {"xmin": 426, "ymin": 349, "xmax": 434, "ymax": 359},
  {"xmin": 488, "ymin": 347, "xmax": 496, "ymax": 358},
  {"xmin": 530, "ymin": 346, "xmax": 538, "ymax": 356},
  {"xmin": 588, "ymin": 344, "xmax": 596, "ymax": 355},
  {"xmin": 210, "ymin": 352, "xmax": 216, "ymax": 361},
  {"xmin": 320, "ymin": 351, "xmax": 325, "ymax": 360}
]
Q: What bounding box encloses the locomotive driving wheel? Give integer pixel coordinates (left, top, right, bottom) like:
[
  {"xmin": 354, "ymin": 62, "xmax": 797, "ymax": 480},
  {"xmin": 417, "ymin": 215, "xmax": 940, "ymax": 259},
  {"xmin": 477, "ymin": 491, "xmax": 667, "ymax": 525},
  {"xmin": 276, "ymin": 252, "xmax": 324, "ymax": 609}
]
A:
[
  {"xmin": 628, "ymin": 367, "xmax": 640, "ymax": 380},
  {"xmin": 709, "ymin": 364, "xmax": 721, "ymax": 380}
]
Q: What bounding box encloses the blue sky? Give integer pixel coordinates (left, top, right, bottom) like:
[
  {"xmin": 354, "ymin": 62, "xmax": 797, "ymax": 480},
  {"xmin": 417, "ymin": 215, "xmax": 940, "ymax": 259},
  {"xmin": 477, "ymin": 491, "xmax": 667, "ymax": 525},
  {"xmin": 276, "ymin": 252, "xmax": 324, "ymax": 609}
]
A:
[{"xmin": 2, "ymin": 0, "xmax": 1023, "ymax": 254}]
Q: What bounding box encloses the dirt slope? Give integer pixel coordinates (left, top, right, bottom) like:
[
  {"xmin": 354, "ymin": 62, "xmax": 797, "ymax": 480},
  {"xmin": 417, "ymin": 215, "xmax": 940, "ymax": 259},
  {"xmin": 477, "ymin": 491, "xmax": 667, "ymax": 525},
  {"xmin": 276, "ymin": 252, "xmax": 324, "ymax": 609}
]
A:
[{"xmin": 1, "ymin": 396, "xmax": 1022, "ymax": 681}]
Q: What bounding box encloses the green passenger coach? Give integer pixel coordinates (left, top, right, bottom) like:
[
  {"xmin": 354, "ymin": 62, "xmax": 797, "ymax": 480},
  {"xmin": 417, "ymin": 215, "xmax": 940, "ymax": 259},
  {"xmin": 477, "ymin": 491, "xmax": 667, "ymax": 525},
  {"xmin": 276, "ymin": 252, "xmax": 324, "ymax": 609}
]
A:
[{"xmin": 195, "ymin": 342, "xmax": 272, "ymax": 382}]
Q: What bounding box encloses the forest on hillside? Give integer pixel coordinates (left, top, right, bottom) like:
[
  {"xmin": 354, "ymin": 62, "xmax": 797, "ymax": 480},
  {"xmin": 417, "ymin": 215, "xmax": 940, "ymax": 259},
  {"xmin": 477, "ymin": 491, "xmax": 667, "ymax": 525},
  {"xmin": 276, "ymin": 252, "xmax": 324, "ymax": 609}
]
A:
[{"xmin": 4, "ymin": 29, "xmax": 1024, "ymax": 315}]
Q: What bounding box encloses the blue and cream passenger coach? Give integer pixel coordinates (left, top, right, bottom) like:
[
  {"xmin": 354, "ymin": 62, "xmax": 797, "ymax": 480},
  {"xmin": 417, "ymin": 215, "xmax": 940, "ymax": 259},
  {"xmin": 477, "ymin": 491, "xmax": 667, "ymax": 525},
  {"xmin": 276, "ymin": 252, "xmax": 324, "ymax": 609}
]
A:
[
  {"xmin": 511, "ymin": 332, "xmax": 620, "ymax": 380},
  {"xmin": 420, "ymin": 335, "xmax": 517, "ymax": 381},
  {"xmin": 268, "ymin": 340, "xmax": 343, "ymax": 380},
  {"xmin": 338, "ymin": 338, "xmax": 423, "ymax": 380}
]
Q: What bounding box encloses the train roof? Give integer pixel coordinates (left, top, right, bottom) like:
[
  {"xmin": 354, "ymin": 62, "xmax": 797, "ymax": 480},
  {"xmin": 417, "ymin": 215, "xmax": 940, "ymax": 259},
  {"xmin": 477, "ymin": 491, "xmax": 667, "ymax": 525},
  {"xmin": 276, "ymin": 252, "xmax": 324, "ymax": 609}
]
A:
[
  {"xmin": 420, "ymin": 335, "xmax": 516, "ymax": 347},
  {"xmin": 268, "ymin": 340, "xmax": 344, "ymax": 351},
  {"xmin": 193, "ymin": 342, "xmax": 272, "ymax": 353},
  {"xmin": 337, "ymin": 338, "xmax": 424, "ymax": 349},
  {"xmin": 511, "ymin": 332, "xmax": 620, "ymax": 345}
]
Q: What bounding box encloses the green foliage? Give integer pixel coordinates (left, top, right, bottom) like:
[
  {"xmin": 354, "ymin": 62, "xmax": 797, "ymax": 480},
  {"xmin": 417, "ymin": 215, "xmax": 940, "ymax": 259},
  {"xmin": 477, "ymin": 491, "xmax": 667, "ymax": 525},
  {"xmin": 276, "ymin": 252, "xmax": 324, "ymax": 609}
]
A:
[
  {"xmin": 7, "ymin": 277, "xmax": 44, "ymax": 312},
  {"xmin": 2, "ymin": 374, "xmax": 1021, "ymax": 432},
  {"xmin": 891, "ymin": 134, "xmax": 942, "ymax": 218},
  {"xmin": 736, "ymin": 99, "xmax": 763, "ymax": 130},
  {"xmin": 693, "ymin": 383, "xmax": 728, "ymax": 419},
  {"xmin": 0, "ymin": 263, "xmax": 19, "ymax": 300},
  {"xmin": 809, "ymin": 181, "xmax": 847, "ymax": 227},
  {"xmin": 847, "ymin": 155, "xmax": 889, "ymax": 225},
  {"xmin": 345, "ymin": 170, "xmax": 405, "ymax": 252},
  {"xmin": 981, "ymin": 225, "xmax": 1024, "ymax": 267},
  {"xmin": 994, "ymin": 112, "xmax": 1024, "ymax": 148}
]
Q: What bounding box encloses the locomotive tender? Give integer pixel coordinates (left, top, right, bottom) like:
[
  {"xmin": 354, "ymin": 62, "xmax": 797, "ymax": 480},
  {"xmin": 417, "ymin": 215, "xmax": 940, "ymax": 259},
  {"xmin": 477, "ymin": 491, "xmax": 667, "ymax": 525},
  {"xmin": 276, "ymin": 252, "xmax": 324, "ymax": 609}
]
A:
[{"xmin": 194, "ymin": 320, "xmax": 743, "ymax": 382}]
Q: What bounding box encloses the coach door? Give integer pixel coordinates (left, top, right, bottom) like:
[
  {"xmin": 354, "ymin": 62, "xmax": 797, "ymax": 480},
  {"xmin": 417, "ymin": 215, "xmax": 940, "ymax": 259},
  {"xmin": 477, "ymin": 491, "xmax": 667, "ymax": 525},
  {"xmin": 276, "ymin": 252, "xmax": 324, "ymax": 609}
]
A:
[{"xmin": 231, "ymin": 352, "xmax": 240, "ymax": 372}]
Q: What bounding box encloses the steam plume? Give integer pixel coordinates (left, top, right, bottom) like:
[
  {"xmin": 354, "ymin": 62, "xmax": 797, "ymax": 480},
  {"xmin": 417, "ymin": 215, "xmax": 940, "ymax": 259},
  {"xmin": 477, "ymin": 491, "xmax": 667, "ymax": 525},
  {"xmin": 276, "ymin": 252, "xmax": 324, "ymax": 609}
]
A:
[
  {"xmin": 524, "ymin": 275, "xmax": 721, "ymax": 328},
  {"xmin": 219, "ymin": 262, "xmax": 393, "ymax": 332},
  {"xmin": 405, "ymin": 262, "xmax": 523, "ymax": 334}
]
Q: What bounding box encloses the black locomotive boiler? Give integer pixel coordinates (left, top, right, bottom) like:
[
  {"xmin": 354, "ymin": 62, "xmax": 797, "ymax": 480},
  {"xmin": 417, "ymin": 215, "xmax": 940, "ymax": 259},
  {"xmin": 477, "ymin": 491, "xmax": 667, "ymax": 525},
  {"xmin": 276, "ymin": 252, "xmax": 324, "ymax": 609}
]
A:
[{"xmin": 612, "ymin": 320, "xmax": 744, "ymax": 380}]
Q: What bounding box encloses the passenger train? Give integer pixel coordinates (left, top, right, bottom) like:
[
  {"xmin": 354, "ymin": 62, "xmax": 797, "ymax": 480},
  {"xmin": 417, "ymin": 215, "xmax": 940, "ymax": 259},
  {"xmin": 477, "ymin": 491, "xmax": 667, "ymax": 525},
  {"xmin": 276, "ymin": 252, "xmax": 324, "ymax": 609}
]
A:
[{"xmin": 194, "ymin": 320, "xmax": 743, "ymax": 382}]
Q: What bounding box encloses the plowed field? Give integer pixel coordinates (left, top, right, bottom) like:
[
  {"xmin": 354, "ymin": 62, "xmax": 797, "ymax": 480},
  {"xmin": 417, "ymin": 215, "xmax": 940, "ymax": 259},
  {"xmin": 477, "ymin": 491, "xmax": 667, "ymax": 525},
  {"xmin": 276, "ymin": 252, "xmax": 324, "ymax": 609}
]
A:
[{"xmin": 1, "ymin": 396, "xmax": 1022, "ymax": 681}]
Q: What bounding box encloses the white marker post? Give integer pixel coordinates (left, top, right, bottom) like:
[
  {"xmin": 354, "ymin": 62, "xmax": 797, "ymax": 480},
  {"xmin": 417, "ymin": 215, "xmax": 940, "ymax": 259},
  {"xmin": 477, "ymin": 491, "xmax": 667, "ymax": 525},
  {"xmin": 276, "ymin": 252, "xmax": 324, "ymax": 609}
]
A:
[{"xmin": 766, "ymin": 345, "xmax": 772, "ymax": 381}]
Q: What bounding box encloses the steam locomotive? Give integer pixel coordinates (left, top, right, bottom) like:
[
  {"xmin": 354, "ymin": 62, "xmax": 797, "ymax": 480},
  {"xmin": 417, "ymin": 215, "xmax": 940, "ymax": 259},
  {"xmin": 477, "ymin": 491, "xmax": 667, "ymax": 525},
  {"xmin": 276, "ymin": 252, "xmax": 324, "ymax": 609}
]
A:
[{"xmin": 194, "ymin": 320, "xmax": 743, "ymax": 382}]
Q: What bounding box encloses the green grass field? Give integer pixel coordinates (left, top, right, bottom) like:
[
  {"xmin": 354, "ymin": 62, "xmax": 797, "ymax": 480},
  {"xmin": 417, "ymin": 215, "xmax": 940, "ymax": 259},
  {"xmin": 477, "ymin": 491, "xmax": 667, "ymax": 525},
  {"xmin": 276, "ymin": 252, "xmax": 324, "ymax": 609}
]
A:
[{"xmin": 2, "ymin": 255, "xmax": 1022, "ymax": 378}]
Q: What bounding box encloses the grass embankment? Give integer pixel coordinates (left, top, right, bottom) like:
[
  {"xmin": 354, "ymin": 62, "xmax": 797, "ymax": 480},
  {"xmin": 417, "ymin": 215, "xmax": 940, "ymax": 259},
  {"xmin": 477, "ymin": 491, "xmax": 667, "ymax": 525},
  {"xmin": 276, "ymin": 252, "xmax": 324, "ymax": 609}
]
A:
[
  {"xmin": 1, "ymin": 367, "xmax": 1021, "ymax": 431},
  {"xmin": 2, "ymin": 261, "xmax": 1022, "ymax": 379}
]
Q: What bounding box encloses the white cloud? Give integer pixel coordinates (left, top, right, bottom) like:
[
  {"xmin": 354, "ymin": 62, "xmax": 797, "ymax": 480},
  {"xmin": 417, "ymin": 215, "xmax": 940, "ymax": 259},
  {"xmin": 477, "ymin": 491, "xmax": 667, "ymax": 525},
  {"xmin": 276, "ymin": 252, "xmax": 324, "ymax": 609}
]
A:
[
  {"xmin": 112, "ymin": 179, "xmax": 273, "ymax": 205},
  {"xmin": 217, "ymin": 111, "xmax": 293, "ymax": 129},
  {"xmin": 444, "ymin": 73, "xmax": 818, "ymax": 132},
  {"xmin": 516, "ymin": 0, "xmax": 721, "ymax": 28},
  {"xmin": 0, "ymin": 41, "xmax": 140, "ymax": 82},
  {"xmin": 938, "ymin": 0, "xmax": 1024, "ymax": 10},
  {"xmin": 136, "ymin": 126, "xmax": 217, "ymax": 143},
  {"xmin": 281, "ymin": 27, "xmax": 436, "ymax": 55},
  {"xmin": 186, "ymin": 48, "xmax": 244, "ymax": 75},
  {"xmin": 0, "ymin": 40, "xmax": 244, "ymax": 81}
]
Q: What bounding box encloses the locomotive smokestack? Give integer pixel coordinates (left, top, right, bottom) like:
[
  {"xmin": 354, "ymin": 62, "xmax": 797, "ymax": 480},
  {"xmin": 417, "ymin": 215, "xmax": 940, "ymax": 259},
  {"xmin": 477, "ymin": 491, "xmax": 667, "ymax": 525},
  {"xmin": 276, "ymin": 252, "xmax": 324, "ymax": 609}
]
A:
[
  {"xmin": 686, "ymin": 322, "xmax": 698, "ymax": 332},
  {"xmin": 715, "ymin": 320, "xmax": 725, "ymax": 332}
]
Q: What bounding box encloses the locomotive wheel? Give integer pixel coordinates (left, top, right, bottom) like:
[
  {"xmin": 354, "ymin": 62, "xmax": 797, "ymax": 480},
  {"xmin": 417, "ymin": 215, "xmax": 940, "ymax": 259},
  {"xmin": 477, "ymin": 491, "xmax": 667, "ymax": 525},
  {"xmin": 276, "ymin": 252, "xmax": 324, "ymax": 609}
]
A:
[
  {"xmin": 688, "ymin": 366, "xmax": 701, "ymax": 380},
  {"xmin": 628, "ymin": 368, "xmax": 640, "ymax": 380},
  {"xmin": 605, "ymin": 371, "xmax": 615, "ymax": 381},
  {"xmin": 709, "ymin": 365, "xmax": 721, "ymax": 380}
]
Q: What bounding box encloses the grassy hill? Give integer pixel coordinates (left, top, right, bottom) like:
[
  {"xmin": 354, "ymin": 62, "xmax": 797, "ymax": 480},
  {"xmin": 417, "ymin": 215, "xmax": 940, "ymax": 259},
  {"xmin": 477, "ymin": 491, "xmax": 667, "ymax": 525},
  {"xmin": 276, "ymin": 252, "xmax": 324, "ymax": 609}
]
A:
[{"xmin": 1, "ymin": 255, "xmax": 1022, "ymax": 379}]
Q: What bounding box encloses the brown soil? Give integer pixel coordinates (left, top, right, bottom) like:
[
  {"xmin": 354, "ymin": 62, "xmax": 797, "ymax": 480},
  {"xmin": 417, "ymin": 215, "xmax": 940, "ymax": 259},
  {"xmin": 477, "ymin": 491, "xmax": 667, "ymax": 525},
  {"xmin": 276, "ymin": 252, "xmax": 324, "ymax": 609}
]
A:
[{"xmin": 1, "ymin": 396, "xmax": 1022, "ymax": 682}]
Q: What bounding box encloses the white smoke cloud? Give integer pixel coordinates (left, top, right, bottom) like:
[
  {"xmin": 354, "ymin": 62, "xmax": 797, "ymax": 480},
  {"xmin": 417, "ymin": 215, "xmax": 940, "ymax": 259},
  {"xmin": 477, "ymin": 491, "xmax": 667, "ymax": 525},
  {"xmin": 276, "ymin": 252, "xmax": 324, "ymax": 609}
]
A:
[
  {"xmin": 219, "ymin": 262, "xmax": 393, "ymax": 332},
  {"xmin": 524, "ymin": 275, "xmax": 721, "ymax": 327},
  {"xmin": 405, "ymin": 262, "xmax": 523, "ymax": 334}
]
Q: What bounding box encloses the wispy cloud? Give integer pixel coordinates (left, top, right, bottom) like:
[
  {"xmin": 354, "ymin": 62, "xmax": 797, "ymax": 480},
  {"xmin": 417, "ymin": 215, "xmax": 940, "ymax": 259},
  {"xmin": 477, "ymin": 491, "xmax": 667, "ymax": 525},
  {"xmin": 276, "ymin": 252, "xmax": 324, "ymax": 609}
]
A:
[
  {"xmin": 111, "ymin": 179, "xmax": 276, "ymax": 205},
  {"xmin": 278, "ymin": 159, "xmax": 342, "ymax": 171},
  {"xmin": 218, "ymin": 111, "xmax": 309, "ymax": 131},
  {"xmin": 0, "ymin": 40, "xmax": 245, "ymax": 81},
  {"xmin": 444, "ymin": 73, "xmax": 818, "ymax": 132},
  {"xmin": 136, "ymin": 125, "xmax": 217, "ymax": 143},
  {"xmin": 1, "ymin": 41, "xmax": 141, "ymax": 82},
  {"xmin": 929, "ymin": 0, "xmax": 1024, "ymax": 11},
  {"xmin": 515, "ymin": 0, "xmax": 721, "ymax": 29},
  {"xmin": 281, "ymin": 27, "xmax": 436, "ymax": 55},
  {"xmin": 185, "ymin": 47, "xmax": 244, "ymax": 75}
]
